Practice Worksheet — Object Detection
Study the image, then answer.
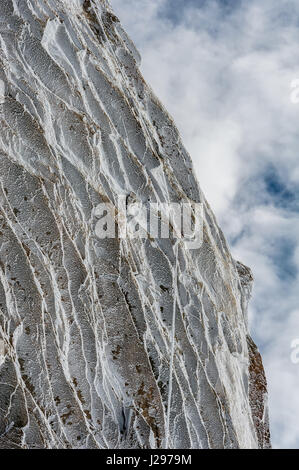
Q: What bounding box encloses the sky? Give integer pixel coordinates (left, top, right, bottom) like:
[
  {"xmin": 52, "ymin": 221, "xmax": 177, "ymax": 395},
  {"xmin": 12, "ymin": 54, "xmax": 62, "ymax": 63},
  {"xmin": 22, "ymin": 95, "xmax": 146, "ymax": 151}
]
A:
[{"xmin": 111, "ymin": 0, "xmax": 299, "ymax": 449}]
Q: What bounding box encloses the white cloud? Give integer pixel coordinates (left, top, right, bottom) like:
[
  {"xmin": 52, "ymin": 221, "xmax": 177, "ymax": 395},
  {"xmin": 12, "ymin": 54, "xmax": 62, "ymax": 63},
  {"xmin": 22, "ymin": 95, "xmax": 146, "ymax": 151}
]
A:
[{"xmin": 111, "ymin": 0, "xmax": 299, "ymax": 448}]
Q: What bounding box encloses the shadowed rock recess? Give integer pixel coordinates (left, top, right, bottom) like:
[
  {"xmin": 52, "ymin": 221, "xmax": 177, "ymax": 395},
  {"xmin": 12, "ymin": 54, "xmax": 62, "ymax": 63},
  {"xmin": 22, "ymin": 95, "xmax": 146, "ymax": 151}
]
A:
[{"xmin": 0, "ymin": 0, "xmax": 270, "ymax": 449}]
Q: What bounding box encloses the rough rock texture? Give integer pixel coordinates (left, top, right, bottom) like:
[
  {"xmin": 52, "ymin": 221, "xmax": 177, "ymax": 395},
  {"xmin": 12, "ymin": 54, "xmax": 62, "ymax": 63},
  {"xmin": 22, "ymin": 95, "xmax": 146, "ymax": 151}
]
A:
[{"xmin": 0, "ymin": 0, "xmax": 270, "ymax": 449}]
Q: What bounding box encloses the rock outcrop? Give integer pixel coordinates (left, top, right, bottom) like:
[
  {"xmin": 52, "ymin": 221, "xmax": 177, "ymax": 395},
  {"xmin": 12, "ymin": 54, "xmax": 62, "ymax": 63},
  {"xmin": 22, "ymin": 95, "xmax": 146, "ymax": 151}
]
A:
[{"xmin": 0, "ymin": 0, "xmax": 270, "ymax": 448}]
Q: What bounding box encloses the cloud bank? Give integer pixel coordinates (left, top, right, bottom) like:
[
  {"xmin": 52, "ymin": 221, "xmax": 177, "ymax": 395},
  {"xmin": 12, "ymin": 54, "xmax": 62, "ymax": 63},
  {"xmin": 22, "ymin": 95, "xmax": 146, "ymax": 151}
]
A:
[{"xmin": 111, "ymin": 0, "xmax": 299, "ymax": 448}]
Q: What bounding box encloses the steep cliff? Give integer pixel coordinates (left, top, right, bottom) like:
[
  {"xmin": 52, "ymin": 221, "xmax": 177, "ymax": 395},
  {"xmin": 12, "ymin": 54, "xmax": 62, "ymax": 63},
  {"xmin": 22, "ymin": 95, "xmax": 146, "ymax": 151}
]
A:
[{"xmin": 0, "ymin": 0, "xmax": 270, "ymax": 449}]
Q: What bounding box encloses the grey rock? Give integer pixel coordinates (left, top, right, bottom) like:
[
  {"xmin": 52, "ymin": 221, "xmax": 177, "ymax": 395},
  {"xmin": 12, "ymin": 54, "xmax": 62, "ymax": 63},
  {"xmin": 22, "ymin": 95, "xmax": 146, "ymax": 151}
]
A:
[{"xmin": 0, "ymin": 0, "xmax": 270, "ymax": 449}]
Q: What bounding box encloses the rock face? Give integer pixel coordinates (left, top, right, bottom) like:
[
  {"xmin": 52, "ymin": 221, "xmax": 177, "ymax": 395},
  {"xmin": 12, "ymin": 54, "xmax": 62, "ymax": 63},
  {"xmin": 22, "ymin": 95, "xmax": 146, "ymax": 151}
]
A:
[{"xmin": 0, "ymin": 0, "xmax": 270, "ymax": 449}]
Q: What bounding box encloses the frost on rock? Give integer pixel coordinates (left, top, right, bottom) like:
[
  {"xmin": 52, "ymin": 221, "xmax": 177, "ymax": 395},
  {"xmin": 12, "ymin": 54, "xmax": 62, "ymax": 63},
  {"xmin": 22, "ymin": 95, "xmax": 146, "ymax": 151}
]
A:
[{"xmin": 0, "ymin": 0, "xmax": 270, "ymax": 449}]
